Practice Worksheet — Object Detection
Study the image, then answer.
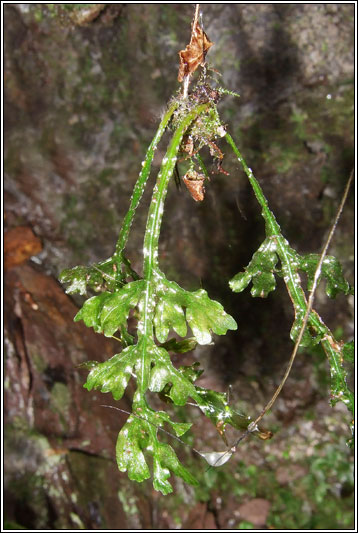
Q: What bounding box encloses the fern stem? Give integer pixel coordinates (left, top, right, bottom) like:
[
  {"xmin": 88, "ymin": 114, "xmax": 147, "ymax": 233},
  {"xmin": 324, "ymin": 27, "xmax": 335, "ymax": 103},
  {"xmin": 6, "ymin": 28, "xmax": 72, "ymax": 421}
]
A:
[
  {"xmin": 226, "ymin": 133, "xmax": 309, "ymax": 313},
  {"xmin": 136, "ymin": 103, "xmax": 209, "ymax": 395},
  {"xmin": 225, "ymin": 133, "xmax": 327, "ymax": 335},
  {"xmin": 226, "ymin": 133, "xmax": 354, "ymax": 429},
  {"xmin": 114, "ymin": 101, "xmax": 178, "ymax": 262},
  {"xmin": 225, "ymin": 133, "xmax": 281, "ymax": 236},
  {"xmin": 143, "ymin": 103, "xmax": 209, "ymax": 281}
]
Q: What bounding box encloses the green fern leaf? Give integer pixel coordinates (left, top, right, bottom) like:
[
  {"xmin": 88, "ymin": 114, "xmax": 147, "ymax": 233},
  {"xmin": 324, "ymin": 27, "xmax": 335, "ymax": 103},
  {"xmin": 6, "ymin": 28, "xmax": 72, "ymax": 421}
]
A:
[
  {"xmin": 84, "ymin": 346, "xmax": 137, "ymax": 400},
  {"xmin": 229, "ymin": 237, "xmax": 279, "ymax": 298},
  {"xmin": 74, "ymin": 280, "xmax": 145, "ymax": 337}
]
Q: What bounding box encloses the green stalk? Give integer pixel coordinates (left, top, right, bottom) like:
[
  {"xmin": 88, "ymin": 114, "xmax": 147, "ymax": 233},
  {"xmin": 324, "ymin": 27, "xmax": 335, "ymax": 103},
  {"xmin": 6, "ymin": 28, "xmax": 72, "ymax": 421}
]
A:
[
  {"xmin": 113, "ymin": 101, "xmax": 178, "ymax": 265},
  {"xmin": 321, "ymin": 337, "xmax": 354, "ymax": 413},
  {"xmin": 143, "ymin": 103, "xmax": 209, "ymax": 281},
  {"xmin": 225, "ymin": 133, "xmax": 281, "ymax": 236},
  {"xmin": 226, "ymin": 133, "xmax": 321, "ymax": 331},
  {"xmin": 135, "ymin": 103, "xmax": 209, "ymax": 397},
  {"xmin": 225, "ymin": 132, "xmax": 353, "ymax": 416},
  {"xmin": 195, "ymin": 152, "xmax": 210, "ymax": 178}
]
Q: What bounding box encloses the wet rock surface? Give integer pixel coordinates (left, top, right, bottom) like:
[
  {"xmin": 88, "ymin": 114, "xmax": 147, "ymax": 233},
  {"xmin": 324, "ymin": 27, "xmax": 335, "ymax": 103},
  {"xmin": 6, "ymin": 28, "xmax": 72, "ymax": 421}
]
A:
[{"xmin": 4, "ymin": 4, "xmax": 354, "ymax": 529}]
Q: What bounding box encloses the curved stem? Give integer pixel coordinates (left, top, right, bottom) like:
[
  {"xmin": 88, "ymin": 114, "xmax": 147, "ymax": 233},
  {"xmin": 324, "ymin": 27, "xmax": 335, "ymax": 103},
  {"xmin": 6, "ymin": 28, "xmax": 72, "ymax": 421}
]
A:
[
  {"xmin": 114, "ymin": 101, "xmax": 178, "ymax": 263},
  {"xmin": 225, "ymin": 133, "xmax": 281, "ymax": 236},
  {"xmin": 252, "ymin": 169, "xmax": 354, "ymax": 427},
  {"xmin": 136, "ymin": 102, "xmax": 209, "ymax": 395},
  {"xmin": 225, "ymin": 134, "xmax": 354, "ymax": 449},
  {"xmin": 225, "ymin": 133, "xmax": 330, "ymax": 336},
  {"xmin": 142, "ymin": 104, "xmax": 208, "ymax": 281}
]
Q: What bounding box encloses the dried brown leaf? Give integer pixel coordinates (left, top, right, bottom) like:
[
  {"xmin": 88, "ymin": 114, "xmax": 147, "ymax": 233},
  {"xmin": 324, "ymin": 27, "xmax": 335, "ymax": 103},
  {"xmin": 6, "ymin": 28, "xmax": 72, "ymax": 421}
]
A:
[
  {"xmin": 178, "ymin": 20, "xmax": 213, "ymax": 82},
  {"xmin": 183, "ymin": 170, "xmax": 206, "ymax": 202}
]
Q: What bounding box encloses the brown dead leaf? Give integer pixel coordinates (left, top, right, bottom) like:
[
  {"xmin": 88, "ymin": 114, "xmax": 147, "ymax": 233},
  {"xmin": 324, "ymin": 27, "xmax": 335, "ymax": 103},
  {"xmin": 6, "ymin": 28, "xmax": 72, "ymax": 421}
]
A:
[
  {"xmin": 183, "ymin": 170, "xmax": 206, "ymax": 202},
  {"xmin": 178, "ymin": 18, "xmax": 213, "ymax": 82}
]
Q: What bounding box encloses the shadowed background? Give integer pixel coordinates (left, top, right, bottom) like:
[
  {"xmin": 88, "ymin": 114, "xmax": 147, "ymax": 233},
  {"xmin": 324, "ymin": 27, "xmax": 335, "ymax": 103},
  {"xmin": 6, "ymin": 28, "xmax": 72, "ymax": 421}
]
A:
[{"xmin": 4, "ymin": 4, "xmax": 354, "ymax": 529}]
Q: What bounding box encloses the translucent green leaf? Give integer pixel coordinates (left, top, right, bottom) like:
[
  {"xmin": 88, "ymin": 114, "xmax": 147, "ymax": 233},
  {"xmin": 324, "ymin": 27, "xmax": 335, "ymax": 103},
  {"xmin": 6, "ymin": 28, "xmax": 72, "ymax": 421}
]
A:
[
  {"xmin": 322, "ymin": 340, "xmax": 353, "ymax": 413},
  {"xmin": 343, "ymin": 340, "xmax": 354, "ymax": 363},
  {"xmin": 116, "ymin": 417, "xmax": 150, "ymax": 482},
  {"xmin": 229, "ymin": 238, "xmax": 279, "ymax": 297},
  {"xmin": 329, "ymin": 364, "xmax": 350, "ymax": 411},
  {"xmin": 251, "ymin": 271, "xmax": 276, "ymax": 298},
  {"xmin": 154, "ymin": 297, "xmax": 187, "ymax": 343},
  {"xmin": 75, "ymin": 280, "xmax": 145, "ymax": 337},
  {"xmin": 253, "ymin": 248, "xmax": 279, "ymax": 271},
  {"xmin": 152, "ymin": 442, "xmax": 198, "ymax": 494},
  {"xmin": 84, "ymin": 346, "xmax": 137, "ymax": 400},
  {"xmin": 320, "ymin": 337, "xmax": 354, "ymax": 419},
  {"xmin": 177, "ymin": 362, "xmax": 204, "ymax": 383},
  {"xmin": 185, "ymin": 289, "xmax": 237, "ymax": 345},
  {"xmin": 60, "ymin": 259, "xmax": 120, "ymax": 295},
  {"xmin": 74, "ymin": 291, "xmax": 110, "ymax": 333},
  {"xmin": 118, "ymin": 325, "xmax": 135, "ymax": 348},
  {"xmin": 99, "ymin": 281, "xmax": 144, "ymax": 336},
  {"xmin": 154, "ymin": 277, "xmax": 236, "ymax": 345},
  {"xmin": 157, "ymin": 362, "xmax": 203, "ymax": 405},
  {"xmin": 159, "ymin": 337, "xmax": 198, "ymax": 354},
  {"xmin": 298, "ymin": 254, "xmax": 352, "ymax": 298},
  {"xmin": 116, "ymin": 408, "xmax": 197, "ymax": 494},
  {"xmin": 168, "ymin": 380, "xmax": 194, "ymax": 406},
  {"xmin": 229, "ymin": 271, "xmax": 252, "ymax": 293},
  {"xmin": 149, "ymin": 361, "xmax": 171, "ymax": 392},
  {"xmin": 149, "ymin": 347, "xmax": 196, "ymax": 405},
  {"xmin": 290, "ymin": 313, "xmax": 323, "ymax": 347},
  {"xmin": 194, "ymin": 387, "xmax": 273, "ymax": 441},
  {"xmin": 169, "ymin": 421, "xmax": 192, "ymax": 437},
  {"xmin": 195, "ymin": 387, "xmax": 249, "ymax": 433},
  {"xmin": 59, "ymin": 265, "xmax": 90, "ymax": 295},
  {"xmin": 150, "ymin": 410, "xmax": 192, "ymax": 437},
  {"xmin": 90, "ymin": 258, "xmax": 122, "ymax": 291},
  {"xmin": 153, "ymin": 457, "xmax": 172, "ymax": 495}
]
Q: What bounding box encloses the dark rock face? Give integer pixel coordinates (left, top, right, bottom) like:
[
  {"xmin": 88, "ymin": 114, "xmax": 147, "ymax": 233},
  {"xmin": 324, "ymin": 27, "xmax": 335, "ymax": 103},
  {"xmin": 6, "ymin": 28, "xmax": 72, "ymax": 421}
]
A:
[
  {"xmin": 4, "ymin": 262, "xmax": 135, "ymax": 528},
  {"xmin": 4, "ymin": 4, "xmax": 354, "ymax": 529}
]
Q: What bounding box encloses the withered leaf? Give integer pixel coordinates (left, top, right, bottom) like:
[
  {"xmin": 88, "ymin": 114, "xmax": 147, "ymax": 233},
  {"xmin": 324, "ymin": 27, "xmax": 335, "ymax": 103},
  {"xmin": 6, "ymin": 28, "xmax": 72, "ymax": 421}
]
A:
[
  {"xmin": 183, "ymin": 170, "xmax": 206, "ymax": 202},
  {"xmin": 178, "ymin": 20, "xmax": 213, "ymax": 82}
]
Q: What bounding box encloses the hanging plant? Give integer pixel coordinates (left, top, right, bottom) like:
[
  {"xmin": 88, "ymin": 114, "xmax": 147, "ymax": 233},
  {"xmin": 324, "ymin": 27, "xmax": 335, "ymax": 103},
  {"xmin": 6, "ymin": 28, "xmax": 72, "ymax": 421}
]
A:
[{"xmin": 60, "ymin": 4, "xmax": 353, "ymax": 494}]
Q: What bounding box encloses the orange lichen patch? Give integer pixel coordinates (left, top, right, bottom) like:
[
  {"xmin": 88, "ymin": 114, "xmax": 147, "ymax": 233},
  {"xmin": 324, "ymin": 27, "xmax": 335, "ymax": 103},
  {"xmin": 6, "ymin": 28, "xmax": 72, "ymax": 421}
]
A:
[
  {"xmin": 44, "ymin": 447, "xmax": 69, "ymax": 457},
  {"xmin": 4, "ymin": 226, "xmax": 42, "ymax": 270}
]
